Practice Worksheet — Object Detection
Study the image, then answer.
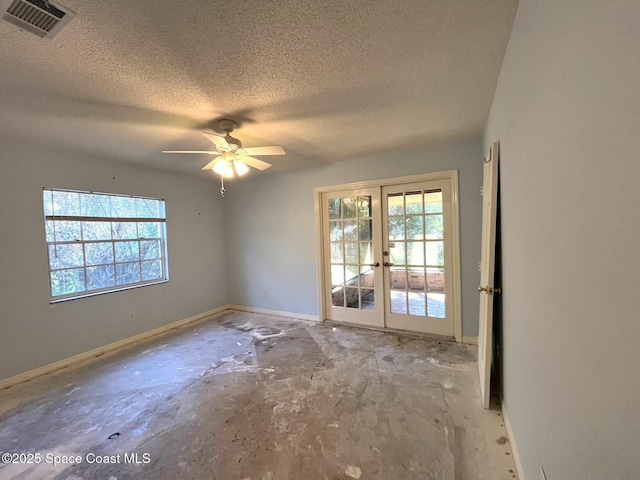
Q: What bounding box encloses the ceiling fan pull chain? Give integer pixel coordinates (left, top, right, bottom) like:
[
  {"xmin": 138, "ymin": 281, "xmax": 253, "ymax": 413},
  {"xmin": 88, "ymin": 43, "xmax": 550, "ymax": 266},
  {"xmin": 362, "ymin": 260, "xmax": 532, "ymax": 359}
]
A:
[{"xmin": 220, "ymin": 176, "xmax": 226, "ymax": 197}]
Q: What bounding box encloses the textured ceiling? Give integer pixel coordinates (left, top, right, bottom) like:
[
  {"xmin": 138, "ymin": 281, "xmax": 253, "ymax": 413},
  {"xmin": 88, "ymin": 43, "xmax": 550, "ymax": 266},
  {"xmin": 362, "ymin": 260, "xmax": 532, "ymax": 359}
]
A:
[{"xmin": 0, "ymin": 0, "xmax": 518, "ymax": 177}]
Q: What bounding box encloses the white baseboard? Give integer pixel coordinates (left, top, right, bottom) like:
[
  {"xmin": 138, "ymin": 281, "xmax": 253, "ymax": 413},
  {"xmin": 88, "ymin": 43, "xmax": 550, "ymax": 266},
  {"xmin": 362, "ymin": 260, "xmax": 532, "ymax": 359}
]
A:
[
  {"xmin": 227, "ymin": 304, "xmax": 319, "ymax": 323},
  {"xmin": 502, "ymin": 402, "xmax": 525, "ymax": 480},
  {"xmin": 462, "ymin": 336, "xmax": 478, "ymax": 345},
  {"xmin": 0, "ymin": 305, "xmax": 230, "ymax": 391}
]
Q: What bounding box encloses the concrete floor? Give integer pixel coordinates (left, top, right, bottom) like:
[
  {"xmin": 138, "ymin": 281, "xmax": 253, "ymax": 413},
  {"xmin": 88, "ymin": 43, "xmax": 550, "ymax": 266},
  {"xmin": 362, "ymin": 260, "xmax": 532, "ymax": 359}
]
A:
[{"xmin": 0, "ymin": 311, "xmax": 518, "ymax": 479}]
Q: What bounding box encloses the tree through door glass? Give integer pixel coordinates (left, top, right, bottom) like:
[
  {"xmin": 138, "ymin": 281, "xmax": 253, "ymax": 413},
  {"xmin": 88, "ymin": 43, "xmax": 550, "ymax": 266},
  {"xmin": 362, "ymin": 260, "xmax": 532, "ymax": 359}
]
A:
[
  {"xmin": 328, "ymin": 195, "xmax": 375, "ymax": 310},
  {"xmin": 387, "ymin": 189, "xmax": 445, "ymax": 318}
]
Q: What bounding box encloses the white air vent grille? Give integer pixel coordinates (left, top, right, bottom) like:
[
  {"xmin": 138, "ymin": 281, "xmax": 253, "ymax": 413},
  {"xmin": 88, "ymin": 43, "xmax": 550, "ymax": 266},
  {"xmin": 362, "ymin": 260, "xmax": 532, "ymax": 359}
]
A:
[{"xmin": 2, "ymin": 0, "xmax": 75, "ymax": 39}]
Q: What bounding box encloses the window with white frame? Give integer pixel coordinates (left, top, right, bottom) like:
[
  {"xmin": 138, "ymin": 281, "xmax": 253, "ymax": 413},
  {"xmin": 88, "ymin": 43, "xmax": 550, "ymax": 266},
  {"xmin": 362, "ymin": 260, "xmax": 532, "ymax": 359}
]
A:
[{"xmin": 43, "ymin": 188, "xmax": 168, "ymax": 301}]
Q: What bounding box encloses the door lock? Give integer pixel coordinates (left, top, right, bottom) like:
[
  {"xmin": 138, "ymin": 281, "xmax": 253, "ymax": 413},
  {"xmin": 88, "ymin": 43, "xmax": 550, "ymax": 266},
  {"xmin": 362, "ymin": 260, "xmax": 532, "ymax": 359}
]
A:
[
  {"xmin": 369, "ymin": 262, "xmax": 380, "ymax": 267},
  {"xmin": 478, "ymin": 286, "xmax": 502, "ymax": 294},
  {"xmin": 383, "ymin": 261, "xmax": 394, "ymax": 267}
]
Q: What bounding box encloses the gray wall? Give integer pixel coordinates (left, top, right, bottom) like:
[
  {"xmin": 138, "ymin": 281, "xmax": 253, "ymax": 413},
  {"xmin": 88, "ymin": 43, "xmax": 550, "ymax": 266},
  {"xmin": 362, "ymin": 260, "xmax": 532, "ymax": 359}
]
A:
[
  {"xmin": 0, "ymin": 139, "xmax": 228, "ymax": 381},
  {"xmin": 484, "ymin": 1, "xmax": 640, "ymax": 479},
  {"xmin": 225, "ymin": 137, "xmax": 484, "ymax": 337}
]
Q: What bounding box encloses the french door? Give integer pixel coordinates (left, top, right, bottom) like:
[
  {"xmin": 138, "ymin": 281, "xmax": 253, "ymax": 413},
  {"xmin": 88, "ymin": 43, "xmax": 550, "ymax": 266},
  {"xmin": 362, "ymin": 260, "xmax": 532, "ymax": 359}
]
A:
[{"xmin": 321, "ymin": 175, "xmax": 458, "ymax": 338}]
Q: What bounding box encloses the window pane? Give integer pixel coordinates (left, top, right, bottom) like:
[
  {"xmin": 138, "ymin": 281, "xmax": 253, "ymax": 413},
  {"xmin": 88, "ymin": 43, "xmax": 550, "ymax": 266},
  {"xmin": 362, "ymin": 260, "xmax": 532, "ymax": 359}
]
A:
[
  {"xmin": 388, "ymin": 193, "xmax": 403, "ymax": 216},
  {"xmin": 408, "ymin": 268, "xmax": 425, "ymax": 291},
  {"xmin": 424, "ymin": 191, "xmax": 443, "ymax": 213},
  {"xmin": 332, "ymin": 288, "xmax": 345, "ymax": 307},
  {"xmin": 115, "ymin": 241, "xmax": 140, "ymax": 262},
  {"xmin": 391, "ymin": 291, "xmax": 407, "ymax": 314},
  {"xmin": 86, "ymin": 265, "xmax": 115, "ymax": 290},
  {"xmin": 329, "ymin": 221, "xmax": 342, "ymax": 241},
  {"xmin": 345, "ymin": 287, "xmax": 359, "ymax": 308},
  {"xmin": 52, "ymin": 190, "xmax": 80, "ymax": 216},
  {"xmin": 360, "ymin": 265, "xmax": 374, "ymax": 287},
  {"xmin": 54, "ymin": 221, "xmax": 81, "ymax": 242},
  {"xmin": 140, "ymin": 240, "xmax": 160, "ymax": 260},
  {"xmin": 406, "ymin": 216, "xmax": 424, "ymax": 240},
  {"xmin": 389, "ymin": 242, "xmax": 406, "ymax": 265},
  {"xmin": 427, "ymin": 293, "xmax": 446, "ymax": 318},
  {"xmin": 357, "ymin": 196, "xmax": 371, "ymax": 218},
  {"xmin": 80, "ymin": 193, "xmax": 111, "ymax": 217},
  {"xmin": 328, "ymin": 198, "xmax": 341, "ymax": 219},
  {"xmin": 331, "ymin": 265, "xmax": 345, "ymax": 286},
  {"xmin": 407, "ymin": 241, "xmax": 424, "ymax": 266},
  {"xmin": 425, "ymin": 215, "xmax": 443, "ymax": 239},
  {"xmin": 342, "ymin": 197, "xmax": 357, "ymax": 218},
  {"xmin": 344, "ymin": 242, "xmax": 358, "ymax": 264},
  {"xmin": 343, "ymin": 220, "xmax": 358, "ymax": 241},
  {"xmin": 116, "ymin": 262, "xmax": 141, "ymax": 285},
  {"xmin": 358, "ymin": 219, "xmax": 371, "ymax": 241},
  {"xmin": 345, "ymin": 265, "xmax": 359, "ymax": 285},
  {"xmin": 45, "ymin": 220, "xmax": 55, "ymax": 242},
  {"xmin": 426, "ymin": 241, "xmax": 444, "ymax": 266},
  {"xmin": 330, "ymin": 242, "xmax": 343, "ymax": 263},
  {"xmin": 49, "ymin": 244, "xmax": 84, "ymax": 269},
  {"xmin": 409, "ymin": 292, "xmax": 426, "ymax": 316},
  {"xmin": 138, "ymin": 222, "xmax": 160, "ymax": 239},
  {"xmin": 43, "ymin": 190, "xmax": 53, "ymax": 216},
  {"xmin": 85, "ymin": 242, "xmax": 114, "ymax": 266},
  {"xmin": 141, "ymin": 260, "xmax": 162, "ymax": 281},
  {"xmin": 136, "ymin": 198, "xmax": 161, "ymax": 218},
  {"xmin": 405, "ymin": 192, "xmax": 422, "ymax": 214},
  {"xmin": 361, "ymin": 289, "xmax": 375, "ymax": 310},
  {"xmin": 112, "ymin": 222, "xmax": 138, "ymax": 240},
  {"xmin": 82, "ymin": 221, "xmax": 112, "ymax": 240},
  {"xmin": 359, "ymin": 242, "xmax": 373, "ymax": 265},
  {"xmin": 110, "ymin": 196, "xmax": 136, "ymax": 217},
  {"xmin": 388, "ymin": 216, "xmax": 405, "ymax": 240},
  {"xmin": 427, "ymin": 268, "xmax": 445, "ymax": 292},
  {"xmin": 50, "ymin": 268, "xmax": 85, "ymax": 296},
  {"xmin": 390, "ymin": 267, "xmax": 406, "ymax": 290}
]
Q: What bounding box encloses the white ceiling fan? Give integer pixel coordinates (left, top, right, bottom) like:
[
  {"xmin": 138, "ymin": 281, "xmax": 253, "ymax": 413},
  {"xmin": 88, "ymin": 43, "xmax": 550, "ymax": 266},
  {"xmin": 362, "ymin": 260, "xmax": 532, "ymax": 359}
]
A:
[{"xmin": 162, "ymin": 119, "xmax": 285, "ymax": 179}]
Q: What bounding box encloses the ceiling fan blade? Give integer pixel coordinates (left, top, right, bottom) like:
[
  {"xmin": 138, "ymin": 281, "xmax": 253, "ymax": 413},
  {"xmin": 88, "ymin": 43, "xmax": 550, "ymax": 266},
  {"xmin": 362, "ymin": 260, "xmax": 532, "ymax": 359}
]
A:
[
  {"xmin": 201, "ymin": 156, "xmax": 223, "ymax": 170},
  {"xmin": 163, "ymin": 150, "xmax": 218, "ymax": 154},
  {"xmin": 202, "ymin": 132, "xmax": 230, "ymax": 150},
  {"xmin": 243, "ymin": 145, "xmax": 286, "ymax": 156},
  {"xmin": 241, "ymin": 156, "xmax": 272, "ymax": 171}
]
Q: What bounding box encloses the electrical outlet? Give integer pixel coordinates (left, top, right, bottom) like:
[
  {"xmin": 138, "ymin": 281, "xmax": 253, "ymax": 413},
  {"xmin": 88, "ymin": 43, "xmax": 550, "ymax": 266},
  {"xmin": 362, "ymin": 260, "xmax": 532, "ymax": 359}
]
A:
[
  {"xmin": 540, "ymin": 467, "xmax": 547, "ymax": 480},
  {"xmin": 128, "ymin": 312, "xmax": 135, "ymax": 321},
  {"xmin": 262, "ymin": 289, "xmax": 268, "ymax": 297}
]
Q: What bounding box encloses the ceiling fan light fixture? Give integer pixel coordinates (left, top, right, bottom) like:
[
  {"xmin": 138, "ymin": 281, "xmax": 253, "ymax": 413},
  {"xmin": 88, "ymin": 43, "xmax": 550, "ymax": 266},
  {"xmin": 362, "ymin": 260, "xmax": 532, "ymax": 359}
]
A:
[
  {"xmin": 212, "ymin": 158, "xmax": 234, "ymax": 178},
  {"xmin": 234, "ymin": 160, "xmax": 249, "ymax": 176}
]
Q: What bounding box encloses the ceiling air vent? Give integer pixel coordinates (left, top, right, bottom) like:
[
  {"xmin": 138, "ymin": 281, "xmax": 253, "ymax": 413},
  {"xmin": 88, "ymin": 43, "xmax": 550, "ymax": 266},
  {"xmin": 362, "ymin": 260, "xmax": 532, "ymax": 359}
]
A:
[{"xmin": 1, "ymin": 0, "xmax": 75, "ymax": 39}]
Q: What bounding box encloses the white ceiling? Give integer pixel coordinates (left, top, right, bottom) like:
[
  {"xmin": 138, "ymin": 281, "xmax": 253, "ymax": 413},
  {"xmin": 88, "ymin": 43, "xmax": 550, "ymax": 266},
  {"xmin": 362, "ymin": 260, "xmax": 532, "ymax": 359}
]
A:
[{"xmin": 0, "ymin": 0, "xmax": 518, "ymax": 177}]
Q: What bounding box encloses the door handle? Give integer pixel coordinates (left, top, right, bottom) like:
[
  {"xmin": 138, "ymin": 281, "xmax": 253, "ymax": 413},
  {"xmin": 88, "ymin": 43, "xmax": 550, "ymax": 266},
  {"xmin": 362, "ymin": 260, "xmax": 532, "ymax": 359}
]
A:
[
  {"xmin": 478, "ymin": 286, "xmax": 502, "ymax": 294},
  {"xmin": 369, "ymin": 262, "xmax": 380, "ymax": 267},
  {"xmin": 383, "ymin": 261, "xmax": 394, "ymax": 267}
]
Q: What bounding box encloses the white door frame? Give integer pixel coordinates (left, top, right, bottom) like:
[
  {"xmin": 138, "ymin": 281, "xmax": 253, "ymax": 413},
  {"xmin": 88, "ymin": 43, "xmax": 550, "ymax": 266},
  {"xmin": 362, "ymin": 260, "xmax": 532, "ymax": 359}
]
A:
[{"xmin": 314, "ymin": 170, "xmax": 463, "ymax": 342}]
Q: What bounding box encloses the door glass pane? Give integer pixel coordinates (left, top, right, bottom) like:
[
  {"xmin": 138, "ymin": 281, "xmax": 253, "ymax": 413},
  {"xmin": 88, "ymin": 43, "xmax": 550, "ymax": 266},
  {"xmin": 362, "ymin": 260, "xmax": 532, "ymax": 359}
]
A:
[
  {"xmin": 359, "ymin": 242, "xmax": 373, "ymax": 265},
  {"xmin": 406, "ymin": 242, "xmax": 424, "ymax": 266},
  {"xmin": 357, "ymin": 196, "xmax": 371, "ymax": 218},
  {"xmin": 342, "ymin": 197, "xmax": 357, "ymax": 218},
  {"xmin": 425, "ymin": 215, "xmax": 443, "ymax": 239},
  {"xmin": 360, "ymin": 265, "xmax": 374, "ymax": 287},
  {"xmin": 405, "ymin": 192, "xmax": 423, "ymax": 214},
  {"xmin": 343, "ymin": 220, "xmax": 358, "ymax": 241},
  {"xmin": 358, "ymin": 219, "xmax": 371, "ymax": 241},
  {"xmin": 328, "ymin": 198, "xmax": 341, "ymax": 219},
  {"xmin": 407, "ymin": 268, "xmax": 424, "ymax": 291},
  {"xmin": 390, "ymin": 267, "xmax": 406, "ymax": 290},
  {"xmin": 391, "ymin": 291, "xmax": 407, "ymax": 314},
  {"xmin": 331, "ymin": 265, "xmax": 345, "ymax": 286},
  {"xmin": 427, "ymin": 293, "xmax": 446, "ymax": 318},
  {"xmin": 388, "ymin": 193, "xmax": 404, "ymax": 216},
  {"xmin": 329, "ymin": 221, "xmax": 342, "ymax": 241},
  {"xmin": 361, "ymin": 289, "xmax": 375, "ymax": 310},
  {"xmin": 406, "ymin": 216, "xmax": 424, "ymax": 239},
  {"xmin": 425, "ymin": 241, "xmax": 444, "ymax": 266},
  {"xmin": 388, "ymin": 217, "xmax": 405, "ymax": 240},
  {"xmin": 345, "ymin": 287, "xmax": 359, "ymax": 308},
  {"xmin": 345, "ymin": 265, "xmax": 359, "ymax": 285},
  {"xmin": 426, "ymin": 268, "xmax": 445, "ymax": 292},
  {"xmin": 424, "ymin": 191, "xmax": 443, "ymax": 213},
  {"xmin": 332, "ymin": 287, "xmax": 345, "ymax": 307},
  {"xmin": 389, "ymin": 242, "xmax": 406, "ymax": 265},
  {"xmin": 409, "ymin": 292, "xmax": 426, "ymax": 316},
  {"xmin": 344, "ymin": 242, "xmax": 358, "ymax": 264},
  {"xmin": 330, "ymin": 242, "xmax": 343, "ymax": 263}
]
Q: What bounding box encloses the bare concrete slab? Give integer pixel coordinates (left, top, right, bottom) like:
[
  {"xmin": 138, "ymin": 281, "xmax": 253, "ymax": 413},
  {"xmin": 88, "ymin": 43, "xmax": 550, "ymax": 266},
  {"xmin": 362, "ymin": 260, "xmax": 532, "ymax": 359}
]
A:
[{"xmin": 0, "ymin": 311, "xmax": 518, "ymax": 479}]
